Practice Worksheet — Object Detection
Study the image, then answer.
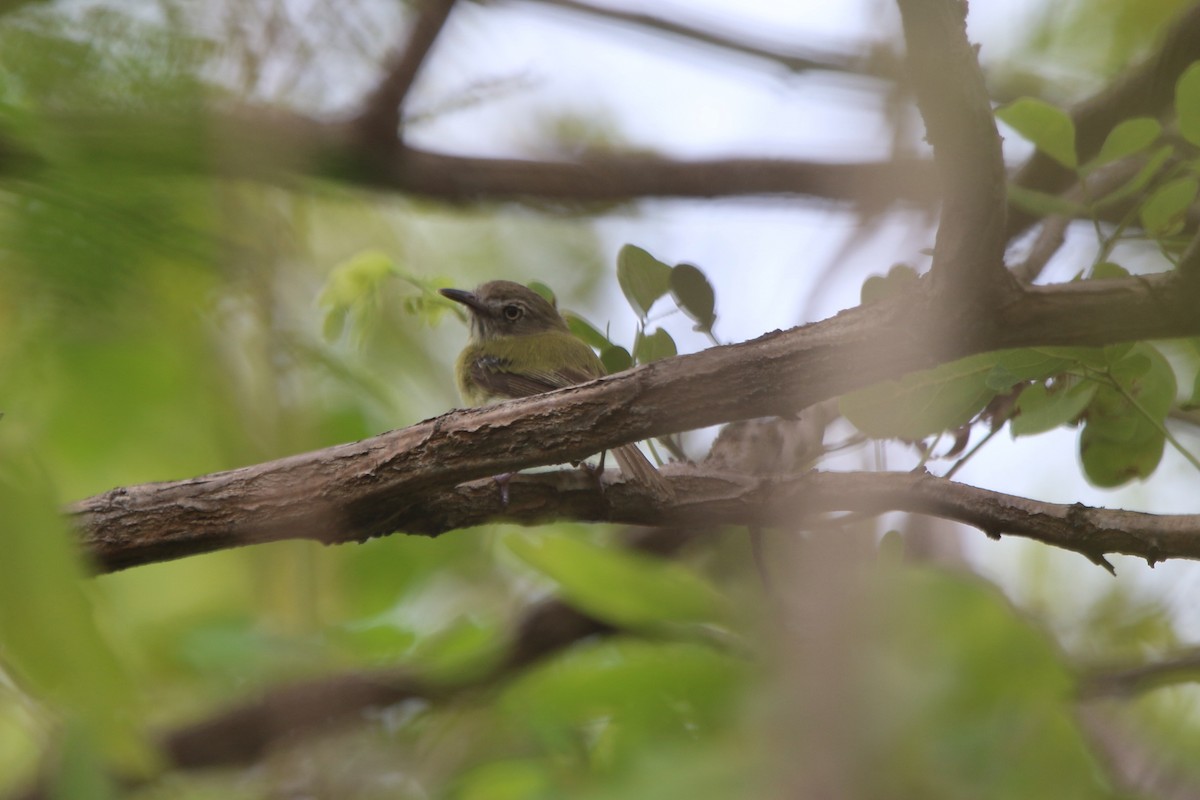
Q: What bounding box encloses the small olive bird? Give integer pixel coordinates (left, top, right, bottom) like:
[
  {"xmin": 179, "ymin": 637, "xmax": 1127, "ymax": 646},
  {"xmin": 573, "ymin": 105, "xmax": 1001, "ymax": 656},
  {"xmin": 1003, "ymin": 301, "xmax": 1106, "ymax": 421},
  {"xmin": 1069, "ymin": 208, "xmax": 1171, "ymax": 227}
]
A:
[{"xmin": 440, "ymin": 280, "xmax": 672, "ymax": 500}]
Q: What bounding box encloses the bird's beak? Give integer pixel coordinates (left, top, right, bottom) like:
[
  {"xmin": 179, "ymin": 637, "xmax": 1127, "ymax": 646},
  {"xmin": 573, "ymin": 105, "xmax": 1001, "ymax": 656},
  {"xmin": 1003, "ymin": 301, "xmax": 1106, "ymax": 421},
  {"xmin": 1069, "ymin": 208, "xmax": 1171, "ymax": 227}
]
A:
[{"xmin": 439, "ymin": 288, "xmax": 485, "ymax": 314}]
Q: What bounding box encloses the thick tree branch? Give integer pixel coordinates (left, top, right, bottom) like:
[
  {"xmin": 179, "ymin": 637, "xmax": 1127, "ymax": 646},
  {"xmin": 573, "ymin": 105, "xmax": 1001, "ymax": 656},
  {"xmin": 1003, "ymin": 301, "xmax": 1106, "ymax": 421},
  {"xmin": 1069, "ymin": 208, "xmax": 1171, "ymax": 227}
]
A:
[
  {"xmin": 71, "ymin": 271, "xmax": 1200, "ymax": 571},
  {"xmin": 74, "ymin": 454, "xmax": 1200, "ymax": 573},
  {"xmin": 897, "ymin": 0, "xmax": 1015, "ymax": 306}
]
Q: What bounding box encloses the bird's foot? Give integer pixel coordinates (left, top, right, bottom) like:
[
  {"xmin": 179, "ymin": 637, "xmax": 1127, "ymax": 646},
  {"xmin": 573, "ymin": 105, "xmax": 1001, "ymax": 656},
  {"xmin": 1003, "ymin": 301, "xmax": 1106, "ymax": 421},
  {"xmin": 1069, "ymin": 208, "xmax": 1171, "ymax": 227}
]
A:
[{"xmin": 493, "ymin": 472, "xmax": 514, "ymax": 506}]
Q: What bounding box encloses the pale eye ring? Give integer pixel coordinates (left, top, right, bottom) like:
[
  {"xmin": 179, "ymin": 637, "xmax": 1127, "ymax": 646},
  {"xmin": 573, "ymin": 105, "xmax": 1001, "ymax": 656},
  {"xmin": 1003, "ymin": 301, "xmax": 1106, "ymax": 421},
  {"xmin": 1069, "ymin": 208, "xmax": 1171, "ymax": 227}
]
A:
[{"xmin": 503, "ymin": 304, "xmax": 523, "ymax": 321}]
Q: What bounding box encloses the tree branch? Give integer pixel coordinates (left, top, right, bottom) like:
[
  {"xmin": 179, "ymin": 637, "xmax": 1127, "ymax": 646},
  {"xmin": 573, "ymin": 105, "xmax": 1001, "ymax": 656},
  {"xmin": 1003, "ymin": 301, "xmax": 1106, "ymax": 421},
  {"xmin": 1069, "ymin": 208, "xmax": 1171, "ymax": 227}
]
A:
[
  {"xmin": 0, "ymin": 105, "xmax": 938, "ymax": 208},
  {"xmin": 1080, "ymin": 647, "xmax": 1200, "ymax": 698},
  {"xmin": 896, "ymin": 0, "xmax": 1016, "ymax": 307},
  {"xmin": 71, "ymin": 271, "xmax": 1200, "ymax": 571},
  {"xmin": 76, "ymin": 418, "xmax": 1200, "ymax": 574},
  {"xmin": 508, "ymin": 0, "xmax": 891, "ymax": 78},
  {"xmin": 352, "ymin": 0, "xmax": 458, "ymax": 151}
]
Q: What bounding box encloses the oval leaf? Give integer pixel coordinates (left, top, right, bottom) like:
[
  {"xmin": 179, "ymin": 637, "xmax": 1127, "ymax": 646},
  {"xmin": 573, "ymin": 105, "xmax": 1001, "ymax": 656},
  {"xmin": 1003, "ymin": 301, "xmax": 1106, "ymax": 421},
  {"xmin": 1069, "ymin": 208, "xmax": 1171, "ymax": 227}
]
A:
[
  {"xmin": 1011, "ymin": 379, "xmax": 1098, "ymax": 437},
  {"xmin": 564, "ymin": 312, "xmax": 612, "ymax": 351},
  {"xmin": 1139, "ymin": 177, "xmax": 1198, "ymax": 236},
  {"xmin": 1176, "ymin": 61, "xmax": 1200, "ymax": 147},
  {"xmin": 505, "ymin": 534, "xmax": 726, "ymax": 629},
  {"xmin": 633, "ymin": 328, "xmax": 676, "ymax": 364},
  {"xmin": 840, "ymin": 348, "xmax": 1079, "ymax": 440},
  {"xmin": 1091, "ymin": 118, "xmax": 1162, "ymax": 169},
  {"xmin": 997, "ymin": 98, "xmax": 1078, "ymax": 169},
  {"xmin": 669, "ymin": 262, "xmax": 716, "ymax": 331},
  {"xmin": 617, "ymin": 244, "xmax": 672, "ymax": 319}
]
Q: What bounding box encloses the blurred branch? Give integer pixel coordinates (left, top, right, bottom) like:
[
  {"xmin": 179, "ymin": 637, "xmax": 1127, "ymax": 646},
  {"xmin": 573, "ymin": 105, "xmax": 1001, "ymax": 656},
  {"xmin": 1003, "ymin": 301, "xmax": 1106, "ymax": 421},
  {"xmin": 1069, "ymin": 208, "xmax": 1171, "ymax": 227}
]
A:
[
  {"xmin": 353, "ymin": 0, "xmax": 458, "ymax": 151},
  {"xmin": 1077, "ymin": 702, "xmax": 1200, "ymax": 799},
  {"xmin": 1007, "ymin": 2, "xmax": 1200, "ymax": 239},
  {"xmin": 158, "ymin": 599, "xmax": 613, "ymax": 772},
  {"xmin": 896, "ymin": 0, "xmax": 1017, "ymax": 310},
  {"xmin": 0, "ymin": 106, "xmax": 938, "ymax": 207},
  {"xmin": 15, "ymin": 530, "xmax": 695, "ymax": 798},
  {"xmin": 1080, "ymin": 648, "xmax": 1200, "ymax": 698},
  {"xmin": 1010, "ymin": 160, "xmax": 1145, "ymax": 283},
  {"xmin": 506, "ymin": 0, "xmax": 893, "ymax": 79}
]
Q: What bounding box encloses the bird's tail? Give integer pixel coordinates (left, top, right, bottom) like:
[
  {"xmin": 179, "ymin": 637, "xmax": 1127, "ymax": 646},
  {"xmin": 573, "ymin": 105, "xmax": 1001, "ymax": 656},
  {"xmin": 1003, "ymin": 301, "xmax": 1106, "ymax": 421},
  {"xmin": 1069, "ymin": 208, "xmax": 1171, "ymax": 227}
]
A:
[{"xmin": 612, "ymin": 443, "xmax": 675, "ymax": 502}]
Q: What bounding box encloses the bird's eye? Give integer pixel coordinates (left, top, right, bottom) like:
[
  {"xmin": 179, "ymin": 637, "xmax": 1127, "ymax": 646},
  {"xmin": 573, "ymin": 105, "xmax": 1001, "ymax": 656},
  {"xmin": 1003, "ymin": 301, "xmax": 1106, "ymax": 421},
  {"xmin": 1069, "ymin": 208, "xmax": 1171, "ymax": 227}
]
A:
[{"xmin": 502, "ymin": 304, "xmax": 523, "ymax": 321}]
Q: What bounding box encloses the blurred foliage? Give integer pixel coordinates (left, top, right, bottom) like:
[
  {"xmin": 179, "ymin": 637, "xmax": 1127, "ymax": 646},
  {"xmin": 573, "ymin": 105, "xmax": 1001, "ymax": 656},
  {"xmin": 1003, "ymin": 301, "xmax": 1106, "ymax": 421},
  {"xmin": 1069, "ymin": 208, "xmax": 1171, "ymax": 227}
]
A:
[{"xmin": 0, "ymin": 0, "xmax": 1199, "ymax": 798}]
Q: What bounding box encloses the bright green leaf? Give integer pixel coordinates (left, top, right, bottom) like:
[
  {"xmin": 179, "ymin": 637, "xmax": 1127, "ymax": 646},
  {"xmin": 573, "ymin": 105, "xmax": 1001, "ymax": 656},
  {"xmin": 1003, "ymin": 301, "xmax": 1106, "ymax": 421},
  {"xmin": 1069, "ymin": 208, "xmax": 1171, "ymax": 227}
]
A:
[
  {"xmin": 997, "ymin": 98, "xmax": 1078, "ymax": 169},
  {"xmin": 1011, "ymin": 379, "xmax": 1098, "ymax": 437},
  {"xmin": 1078, "ymin": 344, "xmax": 1177, "ymax": 487},
  {"xmin": 528, "ymin": 281, "xmax": 557, "ymax": 306},
  {"xmin": 1093, "ymin": 144, "xmax": 1173, "ymax": 209},
  {"xmin": 1175, "ymin": 61, "xmax": 1200, "ymax": 146},
  {"xmin": 501, "ymin": 638, "xmax": 742, "ymax": 750},
  {"xmin": 408, "ymin": 615, "xmax": 506, "ymax": 683},
  {"xmin": 1080, "ymin": 427, "xmax": 1164, "ymax": 487},
  {"xmin": 669, "ymin": 262, "xmax": 716, "ymax": 332},
  {"xmin": 617, "ymin": 244, "xmax": 672, "ymax": 318},
  {"xmin": 633, "ymin": 328, "xmax": 677, "ymax": 364},
  {"xmin": 1139, "ymin": 177, "xmax": 1198, "ymax": 236},
  {"xmin": 455, "ymin": 759, "xmax": 553, "ymax": 800},
  {"xmin": 840, "ymin": 349, "xmax": 1078, "ymax": 440},
  {"xmin": 1090, "ymin": 118, "xmax": 1162, "ymax": 168},
  {"xmin": 565, "ymin": 312, "xmax": 612, "ymax": 350},
  {"xmin": 505, "ymin": 534, "xmax": 726, "ymax": 629}
]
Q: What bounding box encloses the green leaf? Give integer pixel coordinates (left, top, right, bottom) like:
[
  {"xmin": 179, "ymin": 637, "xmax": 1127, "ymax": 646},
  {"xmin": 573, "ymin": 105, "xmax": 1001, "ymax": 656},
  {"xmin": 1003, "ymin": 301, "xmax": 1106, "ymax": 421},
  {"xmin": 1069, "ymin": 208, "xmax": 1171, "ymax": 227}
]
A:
[
  {"xmin": 505, "ymin": 534, "xmax": 726, "ymax": 629},
  {"xmin": 408, "ymin": 614, "xmax": 506, "ymax": 683},
  {"xmin": 1011, "ymin": 379, "xmax": 1098, "ymax": 436},
  {"xmin": 1139, "ymin": 177, "xmax": 1198, "ymax": 236},
  {"xmin": 840, "ymin": 349, "xmax": 1078, "ymax": 440},
  {"xmin": 316, "ymin": 249, "xmax": 396, "ymax": 341},
  {"xmin": 501, "ymin": 638, "xmax": 742, "ymax": 747},
  {"xmin": 1006, "ymin": 184, "xmax": 1086, "ymax": 217},
  {"xmin": 997, "ymin": 98, "xmax": 1078, "ymax": 169},
  {"xmin": 601, "ymin": 345, "xmax": 633, "ymax": 374},
  {"xmin": 669, "ymin": 262, "xmax": 716, "ymax": 332},
  {"xmin": 1091, "ymin": 261, "xmax": 1130, "ymax": 280},
  {"xmin": 1080, "ymin": 427, "xmax": 1165, "ymax": 487},
  {"xmin": 455, "ymin": 759, "xmax": 553, "ymax": 800},
  {"xmin": 1079, "ymin": 344, "xmax": 1176, "ymax": 487},
  {"xmin": 633, "ymin": 327, "xmax": 677, "ymax": 364},
  {"xmin": 1092, "ymin": 144, "xmax": 1173, "ymax": 209},
  {"xmin": 0, "ymin": 450, "xmax": 151, "ymax": 773},
  {"xmin": 564, "ymin": 312, "xmax": 612, "ymax": 350},
  {"xmin": 1176, "ymin": 61, "xmax": 1200, "ymax": 147},
  {"xmin": 1089, "ymin": 118, "xmax": 1162, "ymax": 169},
  {"xmin": 1189, "ymin": 368, "xmax": 1200, "ymax": 410},
  {"xmin": 527, "ymin": 281, "xmax": 557, "ymax": 306},
  {"xmin": 617, "ymin": 244, "xmax": 672, "ymax": 318}
]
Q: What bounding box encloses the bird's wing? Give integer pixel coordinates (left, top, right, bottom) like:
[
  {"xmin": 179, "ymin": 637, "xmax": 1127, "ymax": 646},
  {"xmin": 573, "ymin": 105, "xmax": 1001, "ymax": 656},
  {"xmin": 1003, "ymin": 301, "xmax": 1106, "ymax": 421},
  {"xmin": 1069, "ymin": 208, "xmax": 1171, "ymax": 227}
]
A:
[{"xmin": 467, "ymin": 354, "xmax": 597, "ymax": 399}]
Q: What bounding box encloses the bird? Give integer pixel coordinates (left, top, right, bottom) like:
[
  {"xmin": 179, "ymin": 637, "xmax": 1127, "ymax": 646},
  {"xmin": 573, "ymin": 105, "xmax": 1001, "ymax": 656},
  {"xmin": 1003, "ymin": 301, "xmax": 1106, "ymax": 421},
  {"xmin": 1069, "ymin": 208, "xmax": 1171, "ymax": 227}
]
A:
[{"xmin": 440, "ymin": 280, "xmax": 673, "ymax": 501}]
